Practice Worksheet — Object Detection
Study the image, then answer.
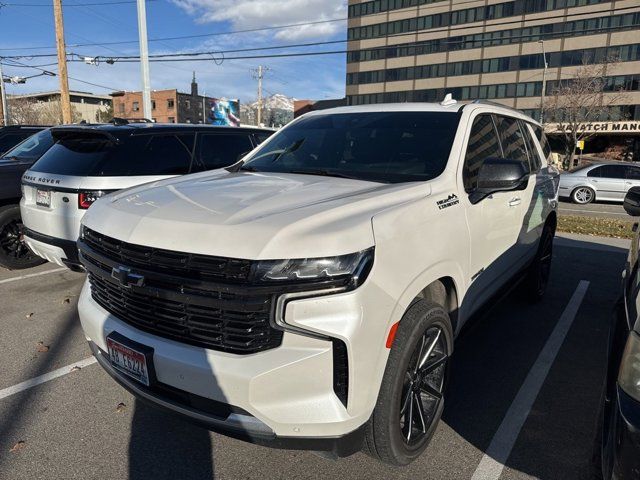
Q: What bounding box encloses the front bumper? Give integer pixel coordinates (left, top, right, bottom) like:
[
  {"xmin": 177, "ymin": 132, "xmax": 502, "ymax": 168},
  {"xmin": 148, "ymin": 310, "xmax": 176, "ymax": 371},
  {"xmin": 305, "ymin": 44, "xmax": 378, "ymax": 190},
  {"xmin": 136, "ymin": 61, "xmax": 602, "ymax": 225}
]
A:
[
  {"xmin": 89, "ymin": 340, "xmax": 365, "ymax": 456},
  {"xmin": 23, "ymin": 227, "xmax": 82, "ymax": 270},
  {"xmin": 79, "ymin": 274, "xmax": 393, "ymax": 444},
  {"xmin": 611, "ymin": 386, "xmax": 640, "ymax": 479}
]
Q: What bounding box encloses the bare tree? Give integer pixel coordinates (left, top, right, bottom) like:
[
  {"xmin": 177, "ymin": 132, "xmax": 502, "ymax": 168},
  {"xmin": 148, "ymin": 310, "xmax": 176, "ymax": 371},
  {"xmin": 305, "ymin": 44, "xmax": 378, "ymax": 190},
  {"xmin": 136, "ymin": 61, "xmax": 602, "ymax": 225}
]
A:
[
  {"xmin": 8, "ymin": 97, "xmax": 82, "ymax": 125},
  {"xmin": 545, "ymin": 58, "xmax": 629, "ymax": 169}
]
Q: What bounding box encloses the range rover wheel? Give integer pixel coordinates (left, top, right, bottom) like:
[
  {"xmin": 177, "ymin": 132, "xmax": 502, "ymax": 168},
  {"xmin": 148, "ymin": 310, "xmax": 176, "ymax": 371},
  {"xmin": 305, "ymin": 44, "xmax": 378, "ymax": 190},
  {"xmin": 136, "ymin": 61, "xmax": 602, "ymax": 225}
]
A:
[
  {"xmin": 571, "ymin": 186, "xmax": 595, "ymax": 204},
  {"xmin": 0, "ymin": 205, "xmax": 45, "ymax": 270},
  {"xmin": 523, "ymin": 222, "xmax": 555, "ymax": 303},
  {"xmin": 364, "ymin": 300, "xmax": 452, "ymax": 466}
]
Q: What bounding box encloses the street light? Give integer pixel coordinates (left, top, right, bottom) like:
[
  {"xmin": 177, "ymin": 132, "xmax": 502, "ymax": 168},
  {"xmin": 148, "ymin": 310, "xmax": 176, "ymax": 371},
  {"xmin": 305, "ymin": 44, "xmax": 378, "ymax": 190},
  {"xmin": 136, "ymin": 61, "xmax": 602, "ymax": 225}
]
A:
[{"xmin": 539, "ymin": 40, "xmax": 548, "ymax": 124}]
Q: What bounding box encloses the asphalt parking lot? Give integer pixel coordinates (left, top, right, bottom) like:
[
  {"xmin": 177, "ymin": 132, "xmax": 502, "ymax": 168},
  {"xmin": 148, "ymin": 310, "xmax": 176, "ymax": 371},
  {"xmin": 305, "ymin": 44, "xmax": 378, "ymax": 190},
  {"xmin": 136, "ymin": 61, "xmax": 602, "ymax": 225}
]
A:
[
  {"xmin": 0, "ymin": 233, "xmax": 629, "ymax": 480},
  {"xmin": 558, "ymin": 199, "xmax": 627, "ymax": 219}
]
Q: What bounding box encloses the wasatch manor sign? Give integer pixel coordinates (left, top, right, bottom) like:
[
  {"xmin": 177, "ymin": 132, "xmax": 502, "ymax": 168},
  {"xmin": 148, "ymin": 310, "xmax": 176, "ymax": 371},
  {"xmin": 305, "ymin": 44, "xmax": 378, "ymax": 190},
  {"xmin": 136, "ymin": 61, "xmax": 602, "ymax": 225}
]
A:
[{"xmin": 547, "ymin": 121, "xmax": 640, "ymax": 134}]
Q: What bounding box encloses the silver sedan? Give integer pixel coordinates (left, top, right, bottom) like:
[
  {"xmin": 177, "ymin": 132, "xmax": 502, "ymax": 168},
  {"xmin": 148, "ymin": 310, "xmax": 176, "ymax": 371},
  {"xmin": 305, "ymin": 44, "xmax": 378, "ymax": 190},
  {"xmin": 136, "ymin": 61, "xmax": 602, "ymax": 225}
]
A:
[{"xmin": 558, "ymin": 162, "xmax": 640, "ymax": 204}]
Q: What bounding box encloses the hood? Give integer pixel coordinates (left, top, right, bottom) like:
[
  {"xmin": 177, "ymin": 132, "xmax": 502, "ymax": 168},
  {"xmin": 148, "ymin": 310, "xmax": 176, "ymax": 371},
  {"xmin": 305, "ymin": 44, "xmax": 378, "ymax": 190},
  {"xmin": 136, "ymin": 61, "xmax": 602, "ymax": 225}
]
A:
[{"xmin": 82, "ymin": 170, "xmax": 430, "ymax": 259}]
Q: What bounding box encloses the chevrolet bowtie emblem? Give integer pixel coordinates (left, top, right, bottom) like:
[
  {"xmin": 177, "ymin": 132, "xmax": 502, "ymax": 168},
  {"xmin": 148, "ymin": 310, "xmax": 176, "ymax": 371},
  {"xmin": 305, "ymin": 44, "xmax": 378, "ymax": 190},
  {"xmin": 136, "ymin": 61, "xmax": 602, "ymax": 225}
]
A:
[{"xmin": 111, "ymin": 265, "xmax": 145, "ymax": 288}]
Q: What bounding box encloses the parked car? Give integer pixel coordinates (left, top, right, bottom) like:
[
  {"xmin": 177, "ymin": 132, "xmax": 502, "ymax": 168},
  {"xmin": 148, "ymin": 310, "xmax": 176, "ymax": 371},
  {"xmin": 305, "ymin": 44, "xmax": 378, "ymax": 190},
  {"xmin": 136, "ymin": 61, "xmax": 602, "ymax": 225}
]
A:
[
  {"xmin": 0, "ymin": 125, "xmax": 49, "ymax": 156},
  {"xmin": 597, "ymin": 186, "xmax": 640, "ymax": 479},
  {"xmin": 559, "ymin": 162, "xmax": 640, "ymax": 204},
  {"xmin": 77, "ymin": 101, "xmax": 559, "ymax": 465},
  {"xmin": 0, "ymin": 128, "xmax": 55, "ymax": 269},
  {"xmin": 20, "ymin": 123, "xmax": 274, "ymax": 270}
]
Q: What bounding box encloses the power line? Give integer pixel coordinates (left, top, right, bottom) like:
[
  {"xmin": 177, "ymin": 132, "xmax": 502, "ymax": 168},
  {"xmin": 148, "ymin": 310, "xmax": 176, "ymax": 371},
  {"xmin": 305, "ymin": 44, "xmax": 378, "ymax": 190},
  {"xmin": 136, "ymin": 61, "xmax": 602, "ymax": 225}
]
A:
[{"xmin": 0, "ymin": 0, "xmax": 156, "ymax": 6}]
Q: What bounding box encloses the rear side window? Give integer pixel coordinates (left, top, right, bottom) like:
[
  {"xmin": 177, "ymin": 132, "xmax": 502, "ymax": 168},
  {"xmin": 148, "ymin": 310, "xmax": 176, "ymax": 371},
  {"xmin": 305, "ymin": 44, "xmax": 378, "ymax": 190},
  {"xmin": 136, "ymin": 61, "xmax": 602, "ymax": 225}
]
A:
[
  {"xmin": 627, "ymin": 166, "xmax": 640, "ymax": 180},
  {"xmin": 0, "ymin": 133, "xmax": 31, "ymax": 154},
  {"xmin": 31, "ymin": 133, "xmax": 195, "ymax": 176},
  {"xmin": 463, "ymin": 114, "xmax": 502, "ymax": 192},
  {"xmin": 494, "ymin": 116, "xmax": 529, "ymax": 167},
  {"xmin": 533, "ymin": 125, "xmax": 553, "ymax": 164},
  {"xmin": 2, "ymin": 129, "xmax": 53, "ymax": 160},
  {"xmin": 520, "ymin": 121, "xmax": 542, "ymax": 173},
  {"xmin": 253, "ymin": 131, "xmax": 273, "ymax": 145},
  {"xmin": 196, "ymin": 134, "xmax": 254, "ymax": 171}
]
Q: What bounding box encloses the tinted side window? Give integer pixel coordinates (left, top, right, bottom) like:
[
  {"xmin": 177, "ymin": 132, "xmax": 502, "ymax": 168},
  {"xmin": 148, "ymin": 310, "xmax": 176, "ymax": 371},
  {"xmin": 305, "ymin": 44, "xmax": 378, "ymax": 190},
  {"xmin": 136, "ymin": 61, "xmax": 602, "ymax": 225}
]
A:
[
  {"xmin": 587, "ymin": 167, "xmax": 602, "ymax": 178},
  {"xmin": 534, "ymin": 125, "xmax": 553, "ymax": 164},
  {"xmin": 627, "ymin": 166, "xmax": 640, "ymax": 180},
  {"xmin": 253, "ymin": 132, "xmax": 274, "ymax": 145},
  {"xmin": 520, "ymin": 121, "xmax": 542, "ymax": 172},
  {"xmin": 197, "ymin": 134, "xmax": 254, "ymax": 170},
  {"xmin": 463, "ymin": 114, "xmax": 502, "ymax": 192},
  {"xmin": 0, "ymin": 133, "xmax": 30, "ymax": 154},
  {"xmin": 494, "ymin": 116, "xmax": 529, "ymax": 168},
  {"xmin": 2, "ymin": 129, "xmax": 53, "ymax": 160},
  {"xmin": 597, "ymin": 165, "xmax": 626, "ymax": 179}
]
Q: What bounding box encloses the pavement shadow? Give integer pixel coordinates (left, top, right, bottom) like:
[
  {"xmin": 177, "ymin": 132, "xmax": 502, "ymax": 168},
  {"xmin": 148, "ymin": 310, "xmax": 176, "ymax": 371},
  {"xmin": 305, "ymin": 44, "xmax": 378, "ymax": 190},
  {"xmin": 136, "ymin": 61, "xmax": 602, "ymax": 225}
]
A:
[
  {"xmin": 129, "ymin": 399, "xmax": 215, "ymax": 480},
  {"xmin": 442, "ymin": 235, "xmax": 627, "ymax": 480}
]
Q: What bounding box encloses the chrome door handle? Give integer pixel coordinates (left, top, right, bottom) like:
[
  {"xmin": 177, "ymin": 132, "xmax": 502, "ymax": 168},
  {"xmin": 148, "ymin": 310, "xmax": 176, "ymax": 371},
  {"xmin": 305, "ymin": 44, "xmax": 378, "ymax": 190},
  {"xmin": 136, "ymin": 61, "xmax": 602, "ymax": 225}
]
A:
[{"xmin": 508, "ymin": 197, "xmax": 521, "ymax": 207}]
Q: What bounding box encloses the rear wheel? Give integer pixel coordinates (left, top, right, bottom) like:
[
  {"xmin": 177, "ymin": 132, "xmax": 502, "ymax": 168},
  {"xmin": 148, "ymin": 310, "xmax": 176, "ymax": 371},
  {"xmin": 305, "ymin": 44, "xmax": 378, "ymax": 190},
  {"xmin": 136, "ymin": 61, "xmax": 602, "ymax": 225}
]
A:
[
  {"xmin": 571, "ymin": 186, "xmax": 595, "ymax": 204},
  {"xmin": 523, "ymin": 222, "xmax": 555, "ymax": 302},
  {"xmin": 364, "ymin": 300, "xmax": 452, "ymax": 466},
  {"xmin": 0, "ymin": 205, "xmax": 45, "ymax": 270}
]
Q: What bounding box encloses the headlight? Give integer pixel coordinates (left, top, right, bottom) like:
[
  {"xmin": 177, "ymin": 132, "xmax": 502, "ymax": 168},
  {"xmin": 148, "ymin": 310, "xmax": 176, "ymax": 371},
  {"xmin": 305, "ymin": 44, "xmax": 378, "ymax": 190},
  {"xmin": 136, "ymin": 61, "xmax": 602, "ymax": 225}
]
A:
[
  {"xmin": 619, "ymin": 331, "xmax": 640, "ymax": 403},
  {"xmin": 253, "ymin": 248, "xmax": 374, "ymax": 288}
]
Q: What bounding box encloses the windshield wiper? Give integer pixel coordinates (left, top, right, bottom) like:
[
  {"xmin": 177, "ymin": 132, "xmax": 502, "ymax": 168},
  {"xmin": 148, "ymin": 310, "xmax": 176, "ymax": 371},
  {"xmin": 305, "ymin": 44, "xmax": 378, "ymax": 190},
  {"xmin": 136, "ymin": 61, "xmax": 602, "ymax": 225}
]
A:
[{"xmin": 286, "ymin": 169, "xmax": 366, "ymax": 181}]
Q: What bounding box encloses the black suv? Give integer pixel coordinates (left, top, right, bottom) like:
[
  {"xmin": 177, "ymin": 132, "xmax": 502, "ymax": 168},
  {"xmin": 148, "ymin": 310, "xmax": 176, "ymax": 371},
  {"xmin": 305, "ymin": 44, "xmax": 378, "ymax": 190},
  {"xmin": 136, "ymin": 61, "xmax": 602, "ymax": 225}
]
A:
[
  {"xmin": 0, "ymin": 129, "xmax": 55, "ymax": 269},
  {"xmin": 0, "ymin": 125, "xmax": 49, "ymax": 156}
]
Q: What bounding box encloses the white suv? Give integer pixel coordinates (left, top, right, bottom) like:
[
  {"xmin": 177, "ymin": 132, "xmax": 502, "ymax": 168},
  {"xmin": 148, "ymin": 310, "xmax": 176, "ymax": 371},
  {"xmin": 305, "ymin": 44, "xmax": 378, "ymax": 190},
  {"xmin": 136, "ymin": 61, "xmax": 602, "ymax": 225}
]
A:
[
  {"xmin": 20, "ymin": 123, "xmax": 273, "ymax": 270},
  {"xmin": 77, "ymin": 101, "xmax": 559, "ymax": 465}
]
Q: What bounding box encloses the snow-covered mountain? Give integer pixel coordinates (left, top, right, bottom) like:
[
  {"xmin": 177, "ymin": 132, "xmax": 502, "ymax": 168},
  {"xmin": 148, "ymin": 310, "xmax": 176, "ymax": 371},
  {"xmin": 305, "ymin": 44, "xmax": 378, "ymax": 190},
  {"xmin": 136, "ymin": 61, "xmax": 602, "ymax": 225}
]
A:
[{"xmin": 240, "ymin": 93, "xmax": 295, "ymax": 127}]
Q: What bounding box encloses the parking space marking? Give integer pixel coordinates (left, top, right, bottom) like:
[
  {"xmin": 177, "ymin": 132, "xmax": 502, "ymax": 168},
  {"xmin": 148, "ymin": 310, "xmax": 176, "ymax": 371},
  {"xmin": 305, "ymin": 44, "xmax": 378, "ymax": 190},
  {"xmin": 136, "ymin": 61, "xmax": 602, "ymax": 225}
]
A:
[
  {"xmin": 0, "ymin": 357, "xmax": 97, "ymax": 401},
  {"xmin": 470, "ymin": 280, "xmax": 590, "ymax": 480},
  {"xmin": 0, "ymin": 267, "xmax": 67, "ymax": 285}
]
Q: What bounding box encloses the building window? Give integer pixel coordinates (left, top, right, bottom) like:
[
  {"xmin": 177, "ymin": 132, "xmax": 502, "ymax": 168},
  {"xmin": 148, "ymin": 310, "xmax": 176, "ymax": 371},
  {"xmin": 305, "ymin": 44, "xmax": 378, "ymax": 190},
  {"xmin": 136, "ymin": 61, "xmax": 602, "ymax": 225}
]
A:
[
  {"xmin": 133, "ymin": 101, "xmax": 140, "ymax": 112},
  {"xmin": 151, "ymin": 100, "xmax": 156, "ymax": 110},
  {"xmin": 118, "ymin": 103, "xmax": 125, "ymax": 113},
  {"xmin": 185, "ymin": 100, "xmax": 191, "ymax": 109},
  {"xmin": 168, "ymin": 116, "xmax": 175, "ymax": 123},
  {"xmin": 167, "ymin": 99, "xmax": 175, "ymax": 109}
]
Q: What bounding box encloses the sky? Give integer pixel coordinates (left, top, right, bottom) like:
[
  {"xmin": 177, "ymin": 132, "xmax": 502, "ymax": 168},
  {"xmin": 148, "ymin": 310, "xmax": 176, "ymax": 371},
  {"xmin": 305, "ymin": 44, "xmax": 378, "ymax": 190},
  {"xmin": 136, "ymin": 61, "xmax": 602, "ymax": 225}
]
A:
[{"xmin": 0, "ymin": 0, "xmax": 348, "ymax": 103}]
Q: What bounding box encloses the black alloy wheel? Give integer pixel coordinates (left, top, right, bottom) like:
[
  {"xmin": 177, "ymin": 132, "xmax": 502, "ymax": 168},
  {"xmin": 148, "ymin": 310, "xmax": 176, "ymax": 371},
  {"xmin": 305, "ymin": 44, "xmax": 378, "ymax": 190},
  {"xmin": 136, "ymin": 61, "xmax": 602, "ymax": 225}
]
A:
[{"xmin": 0, "ymin": 205, "xmax": 45, "ymax": 270}]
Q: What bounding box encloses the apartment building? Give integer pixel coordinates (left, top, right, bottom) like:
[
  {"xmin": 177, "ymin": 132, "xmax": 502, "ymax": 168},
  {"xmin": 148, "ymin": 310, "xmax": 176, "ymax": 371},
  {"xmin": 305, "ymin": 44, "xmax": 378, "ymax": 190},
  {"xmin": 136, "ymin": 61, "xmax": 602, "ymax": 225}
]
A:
[{"xmin": 346, "ymin": 1, "xmax": 640, "ymax": 156}]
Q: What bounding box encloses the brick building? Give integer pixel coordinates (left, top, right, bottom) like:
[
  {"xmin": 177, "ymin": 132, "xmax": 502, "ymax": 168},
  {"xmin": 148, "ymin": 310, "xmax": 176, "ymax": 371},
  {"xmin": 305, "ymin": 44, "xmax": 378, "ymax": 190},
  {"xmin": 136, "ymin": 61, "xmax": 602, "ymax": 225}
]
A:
[{"xmin": 111, "ymin": 74, "xmax": 220, "ymax": 124}]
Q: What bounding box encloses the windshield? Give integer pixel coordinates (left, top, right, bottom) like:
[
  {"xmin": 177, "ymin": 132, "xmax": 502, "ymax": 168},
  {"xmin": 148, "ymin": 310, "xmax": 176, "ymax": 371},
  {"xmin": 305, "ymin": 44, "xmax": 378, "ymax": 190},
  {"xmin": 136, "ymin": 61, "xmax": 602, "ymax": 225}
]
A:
[
  {"xmin": 242, "ymin": 112, "xmax": 461, "ymax": 183},
  {"xmin": 2, "ymin": 129, "xmax": 53, "ymax": 161}
]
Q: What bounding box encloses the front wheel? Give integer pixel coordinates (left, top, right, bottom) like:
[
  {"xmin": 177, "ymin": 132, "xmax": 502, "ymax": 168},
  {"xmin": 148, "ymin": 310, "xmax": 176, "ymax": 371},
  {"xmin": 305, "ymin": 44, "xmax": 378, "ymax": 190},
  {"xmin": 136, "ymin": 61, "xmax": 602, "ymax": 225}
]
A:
[
  {"xmin": 364, "ymin": 300, "xmax": 452, "ymax": 466},
  {"xmin": 571, "ymin": 186, "xmax": 595, "ymax": 204},
  {"xmin": 0, "ymin": 205, "xmax": 45, "ymax": 270}
]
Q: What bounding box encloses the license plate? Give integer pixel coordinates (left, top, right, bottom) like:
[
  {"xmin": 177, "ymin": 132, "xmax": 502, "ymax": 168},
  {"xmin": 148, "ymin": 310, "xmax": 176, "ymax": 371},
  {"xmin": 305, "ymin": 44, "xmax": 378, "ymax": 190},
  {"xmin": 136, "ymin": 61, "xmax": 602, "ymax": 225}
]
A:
[
  {"xmin": 107, "ymin": 336, "xmax": 151, "ymax": 386},
  {"xmin": 36, "ymin": 189, "xmax": 51, "ymax": 207}
]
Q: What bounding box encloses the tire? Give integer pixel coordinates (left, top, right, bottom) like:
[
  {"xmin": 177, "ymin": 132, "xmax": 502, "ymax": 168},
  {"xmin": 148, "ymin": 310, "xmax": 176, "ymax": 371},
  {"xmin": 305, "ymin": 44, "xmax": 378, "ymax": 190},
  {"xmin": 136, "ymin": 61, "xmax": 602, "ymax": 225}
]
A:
[
  {"xmin": 571, "ymin": 186, "xmax": 595, "ymax": 204},
  {"xmin": 0, "ymin": 204, "xmax": 45, "ymax": 270},
  {"xmin": 364, "ymin": 300, "xmax": 453, "ymax": 466},
  {"xmin": 522, "ymin": 221, "xmax": 555, "ymax": 303}
]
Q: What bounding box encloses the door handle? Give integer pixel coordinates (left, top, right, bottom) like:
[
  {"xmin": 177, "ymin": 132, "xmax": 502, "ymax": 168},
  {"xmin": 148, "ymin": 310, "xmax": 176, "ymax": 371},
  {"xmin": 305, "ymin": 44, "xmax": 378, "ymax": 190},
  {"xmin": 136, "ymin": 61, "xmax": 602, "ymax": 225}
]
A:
[{"xmin": 508, "ymin": 197, "xmax": 521, "ymax": 207}]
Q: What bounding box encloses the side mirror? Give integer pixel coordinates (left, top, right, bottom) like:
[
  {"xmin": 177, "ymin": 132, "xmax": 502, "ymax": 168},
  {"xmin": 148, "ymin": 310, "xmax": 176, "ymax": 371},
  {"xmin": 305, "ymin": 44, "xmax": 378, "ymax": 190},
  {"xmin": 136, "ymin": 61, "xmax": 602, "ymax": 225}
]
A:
[
  {"xmin": 624, "ymin": 187, "xmax": 640, "ymax": 217},
  {"xmin": 471, "ymin": 158, "xmax": 529, "ymax": 203}
]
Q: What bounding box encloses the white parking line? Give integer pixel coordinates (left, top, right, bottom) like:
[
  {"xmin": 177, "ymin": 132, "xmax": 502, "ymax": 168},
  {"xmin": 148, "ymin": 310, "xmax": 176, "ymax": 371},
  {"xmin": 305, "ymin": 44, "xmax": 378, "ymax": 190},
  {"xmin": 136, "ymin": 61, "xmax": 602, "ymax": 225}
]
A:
[
  {"xmin": 470, "ymin": 280, "xmax": 590, "ymax": 480},
  {"xmin": 0, "ymin": 357, "xmax": 97, "ymax": 401},
  {"xmin": 0, "ymin": 267, "xmax": 67, "ymax": 285}
]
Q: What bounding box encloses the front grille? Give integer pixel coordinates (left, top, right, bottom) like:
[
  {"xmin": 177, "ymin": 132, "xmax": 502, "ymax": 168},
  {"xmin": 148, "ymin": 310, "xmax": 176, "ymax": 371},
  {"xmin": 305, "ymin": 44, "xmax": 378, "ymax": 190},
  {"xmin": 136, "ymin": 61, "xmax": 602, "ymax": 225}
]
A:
[
  {"xmin": 82, "ymin": 227, "xmax": 253, "ymax": 282},
  {"xmin": 80, "ymin": 228, "xmax": 285, "ymax": 354}
]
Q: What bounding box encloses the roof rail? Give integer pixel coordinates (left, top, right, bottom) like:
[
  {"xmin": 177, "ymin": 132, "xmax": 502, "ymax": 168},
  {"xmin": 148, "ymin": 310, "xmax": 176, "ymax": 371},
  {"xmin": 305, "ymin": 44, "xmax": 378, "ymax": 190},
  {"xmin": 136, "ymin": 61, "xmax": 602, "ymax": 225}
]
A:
[
  {"xmin": 109, "ymin": 117, "xmax": 154, "ymax": 126},
  {"xmin": 469, "ymin": 100, "xmax": 527, "ymax": 117}
]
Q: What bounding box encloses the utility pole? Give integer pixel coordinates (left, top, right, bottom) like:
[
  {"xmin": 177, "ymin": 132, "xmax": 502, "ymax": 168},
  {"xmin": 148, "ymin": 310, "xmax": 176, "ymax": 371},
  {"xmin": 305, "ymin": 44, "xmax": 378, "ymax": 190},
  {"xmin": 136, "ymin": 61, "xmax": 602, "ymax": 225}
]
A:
[
  {"xmin": 136, "ymin": 0, "xmax": 152, "ymax": 119},
  {"xmin": 0, "ymin": 62, "xmax": 8, "ymax": 126},
  {"xmin": 252, "ymin": 66, "xmax": 269, "ymax": 126},
  {"xmin": 53, "ymin": 0, "xmax": 72, "ymax": 124},
  {"xmin": 538, "ymin": 40, "xmax": 548, "ymax": 125}
]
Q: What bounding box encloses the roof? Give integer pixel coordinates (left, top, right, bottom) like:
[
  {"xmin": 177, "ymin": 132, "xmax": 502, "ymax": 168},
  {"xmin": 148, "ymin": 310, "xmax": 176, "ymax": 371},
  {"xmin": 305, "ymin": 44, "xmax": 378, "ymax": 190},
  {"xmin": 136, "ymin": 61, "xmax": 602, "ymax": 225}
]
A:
[
  {"xmin": 8, "ymin": 90, "xmax": 112, "ymax": 101},
  {"xmin": 302, "ymin": 101, "xmax": 541, "ymax": 126},
  {"xmin": 51, "ymin": 123, "xmax": 274, "ymax": 134}
]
